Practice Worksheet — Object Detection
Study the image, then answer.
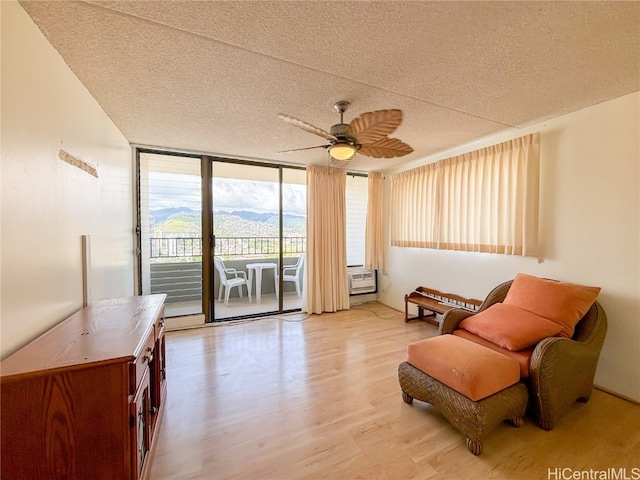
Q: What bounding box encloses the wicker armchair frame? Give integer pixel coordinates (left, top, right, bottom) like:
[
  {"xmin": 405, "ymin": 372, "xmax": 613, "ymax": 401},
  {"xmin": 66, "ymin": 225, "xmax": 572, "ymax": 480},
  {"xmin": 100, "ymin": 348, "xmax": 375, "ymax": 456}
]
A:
[{"xmin": 439, "ymin": 280, "xmax": 608, "ymax": 430}]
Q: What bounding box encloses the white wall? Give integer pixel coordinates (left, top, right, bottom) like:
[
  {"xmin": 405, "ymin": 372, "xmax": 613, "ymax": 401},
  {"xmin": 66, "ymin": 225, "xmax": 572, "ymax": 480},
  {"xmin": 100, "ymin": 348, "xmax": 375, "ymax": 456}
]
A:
[
  {"xmin": 1, "ymin": 1, "xmax": 135, "ymax": 357},
  {"xmin": 379, "ymin": 92, "xmax": 640, "ymax": 401}
]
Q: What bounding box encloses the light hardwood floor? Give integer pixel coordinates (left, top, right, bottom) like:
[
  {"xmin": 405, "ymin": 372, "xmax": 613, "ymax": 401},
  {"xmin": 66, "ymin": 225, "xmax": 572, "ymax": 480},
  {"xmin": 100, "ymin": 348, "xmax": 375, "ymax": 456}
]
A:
[{"xmin": 148, "ymin": 302, "xmax": 640, "ymax": 480}]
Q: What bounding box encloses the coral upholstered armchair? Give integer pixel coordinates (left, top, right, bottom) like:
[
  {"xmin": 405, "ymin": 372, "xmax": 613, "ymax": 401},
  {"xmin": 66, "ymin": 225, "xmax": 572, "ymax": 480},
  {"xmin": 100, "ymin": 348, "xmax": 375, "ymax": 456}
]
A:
[{"xmin": 440, "ymin": 274, "xmax": 607, "ymax": 430}]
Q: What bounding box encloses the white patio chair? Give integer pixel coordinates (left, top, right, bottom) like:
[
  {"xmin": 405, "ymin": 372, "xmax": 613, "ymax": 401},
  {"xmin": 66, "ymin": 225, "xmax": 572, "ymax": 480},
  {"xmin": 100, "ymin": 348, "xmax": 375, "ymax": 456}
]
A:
[
  {"xmin": 214, "ymin": 257, "xmax": 250, "ymax": 306},
  {"xmin": 282, "ymin": 253, "xmax": 305, "ymax": 298}
]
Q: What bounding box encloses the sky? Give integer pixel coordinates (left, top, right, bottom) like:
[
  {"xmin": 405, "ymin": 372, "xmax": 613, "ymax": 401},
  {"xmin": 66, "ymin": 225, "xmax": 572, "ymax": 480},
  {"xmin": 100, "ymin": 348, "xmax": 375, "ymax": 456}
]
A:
[{"xmin": 149, "ymin": 172, "xmax": 307, "ymax": 216}]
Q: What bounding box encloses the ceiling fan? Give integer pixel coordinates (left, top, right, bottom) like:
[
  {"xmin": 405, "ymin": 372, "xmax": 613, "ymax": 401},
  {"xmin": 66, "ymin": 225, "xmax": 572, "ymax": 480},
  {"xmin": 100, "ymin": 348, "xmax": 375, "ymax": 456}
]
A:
[{"xmin": 277, "ymin": 101, "xmax": 413, "ymax": 161}]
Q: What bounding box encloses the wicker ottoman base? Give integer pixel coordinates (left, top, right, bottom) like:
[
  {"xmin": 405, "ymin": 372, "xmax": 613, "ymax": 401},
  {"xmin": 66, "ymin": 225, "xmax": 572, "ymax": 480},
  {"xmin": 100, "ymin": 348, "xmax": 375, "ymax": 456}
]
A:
[{"xmin": 398, "ymin": 361, "xmax": 528, "ymax": 455}]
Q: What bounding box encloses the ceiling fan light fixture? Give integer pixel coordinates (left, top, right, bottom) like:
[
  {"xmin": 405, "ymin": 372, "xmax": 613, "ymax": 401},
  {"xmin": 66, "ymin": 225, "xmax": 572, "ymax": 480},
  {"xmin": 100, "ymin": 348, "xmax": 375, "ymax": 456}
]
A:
[
  {"xmin": 279, "ymin": 102, "xmax": 412, "ymax": 160},
  {"xmin": 328, "ymin": 143, "xmax": 357, "ymax": 161}
]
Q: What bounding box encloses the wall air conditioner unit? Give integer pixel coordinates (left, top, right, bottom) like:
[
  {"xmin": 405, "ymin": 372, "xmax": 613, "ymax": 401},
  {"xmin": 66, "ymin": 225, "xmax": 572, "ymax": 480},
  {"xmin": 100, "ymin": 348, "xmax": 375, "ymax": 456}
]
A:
[{"xmin": 348, "ymin": 269, "xmax": 377, "ymax": 295}]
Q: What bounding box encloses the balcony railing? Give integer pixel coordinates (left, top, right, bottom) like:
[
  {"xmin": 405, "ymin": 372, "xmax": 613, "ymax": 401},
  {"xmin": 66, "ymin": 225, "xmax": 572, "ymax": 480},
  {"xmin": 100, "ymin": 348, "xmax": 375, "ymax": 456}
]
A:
[
  {"xmin": 150, "ymin": 236, "xmax": 306, "ymax": 259},
  {"xmin": 150, "ymin": 237, "xmax": 202, "ymax": 259}
]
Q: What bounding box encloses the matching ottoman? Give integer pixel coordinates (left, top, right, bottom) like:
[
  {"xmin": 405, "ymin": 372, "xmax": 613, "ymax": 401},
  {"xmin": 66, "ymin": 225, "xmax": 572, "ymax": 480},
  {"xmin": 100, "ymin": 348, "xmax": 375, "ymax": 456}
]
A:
[{"xmin": 398, "ymin": 334, "xmax": 528, "ymax": 455}]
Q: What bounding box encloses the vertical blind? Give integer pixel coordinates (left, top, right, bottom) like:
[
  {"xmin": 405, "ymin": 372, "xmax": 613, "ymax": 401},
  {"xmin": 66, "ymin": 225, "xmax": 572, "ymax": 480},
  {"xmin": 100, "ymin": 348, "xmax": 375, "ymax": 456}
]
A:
[
  {"xmin": 391, "ymin": 133, "xmax": 540, "ymax": 256},
  {"xmin": 345, "ymin": 175, "xmax": 368, "ymax": 266}
]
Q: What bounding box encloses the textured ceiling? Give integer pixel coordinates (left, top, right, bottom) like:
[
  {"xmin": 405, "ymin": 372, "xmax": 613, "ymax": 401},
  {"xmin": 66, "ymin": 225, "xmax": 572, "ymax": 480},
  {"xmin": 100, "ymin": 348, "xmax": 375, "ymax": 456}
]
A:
[{"xmin": 19, "ymin": 1, "xmax": 640, "ymax": 172}]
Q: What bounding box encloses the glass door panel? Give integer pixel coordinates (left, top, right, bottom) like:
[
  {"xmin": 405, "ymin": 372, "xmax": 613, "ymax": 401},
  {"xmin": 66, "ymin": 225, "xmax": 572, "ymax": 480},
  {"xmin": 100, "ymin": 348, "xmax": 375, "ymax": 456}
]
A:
[
  {"xmin": 212, "ymin": 162, "xmax": 280, "ymax": 320},
  {"xmin": 281, "ymin": 168, "xmax": 307, "ymax": 311},
  {"xmin": 139, "ymin": 153, "xmax": 203, "ymax": 318}
]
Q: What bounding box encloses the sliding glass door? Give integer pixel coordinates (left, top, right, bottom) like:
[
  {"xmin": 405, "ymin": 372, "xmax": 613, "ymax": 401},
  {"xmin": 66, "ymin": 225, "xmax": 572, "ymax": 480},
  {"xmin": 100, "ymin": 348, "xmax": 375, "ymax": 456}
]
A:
[
  {"xmin": 137, "ymin": 150, "xmax": 306, "ymax": 322},
  {"xmin": 211, "ymin": 161, "xmax": 306, "ymax": 320}
]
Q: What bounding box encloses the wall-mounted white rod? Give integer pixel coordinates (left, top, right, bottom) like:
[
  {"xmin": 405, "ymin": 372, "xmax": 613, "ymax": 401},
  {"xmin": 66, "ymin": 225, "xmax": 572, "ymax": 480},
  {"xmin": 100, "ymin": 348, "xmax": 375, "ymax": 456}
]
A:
[{"xmin": 82, "ymin": 235, "xmax": 92, "ymax": 307}]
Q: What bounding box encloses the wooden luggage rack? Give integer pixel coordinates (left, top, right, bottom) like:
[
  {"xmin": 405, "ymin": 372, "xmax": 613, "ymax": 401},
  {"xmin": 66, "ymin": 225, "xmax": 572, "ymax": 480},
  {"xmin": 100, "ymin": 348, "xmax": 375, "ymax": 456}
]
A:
[{"xmin": 404, "ymin": 286, "xmax": 482, "ymax": 325}]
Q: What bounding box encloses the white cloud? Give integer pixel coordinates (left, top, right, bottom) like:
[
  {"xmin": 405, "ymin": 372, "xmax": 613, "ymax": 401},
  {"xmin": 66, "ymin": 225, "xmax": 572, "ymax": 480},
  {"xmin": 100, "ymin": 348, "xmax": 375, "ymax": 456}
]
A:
[{"xmin": 149, "ymin": 172, "xmax": 306, "ymax": 216}]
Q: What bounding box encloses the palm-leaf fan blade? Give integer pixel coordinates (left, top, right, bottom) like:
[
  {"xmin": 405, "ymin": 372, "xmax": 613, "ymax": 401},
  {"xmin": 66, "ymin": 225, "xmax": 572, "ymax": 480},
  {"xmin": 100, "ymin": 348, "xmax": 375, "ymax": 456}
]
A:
[
  {"xmin": 358, "ymin": 137, "xmax": 414, "ymax": 158},
  {"xmin": 277, "ymin": 114, "xmax": 337, "ymax": 141},
  {"xmin": 346, "ymin": 109, "xmax": 403, "ymax": 145}
]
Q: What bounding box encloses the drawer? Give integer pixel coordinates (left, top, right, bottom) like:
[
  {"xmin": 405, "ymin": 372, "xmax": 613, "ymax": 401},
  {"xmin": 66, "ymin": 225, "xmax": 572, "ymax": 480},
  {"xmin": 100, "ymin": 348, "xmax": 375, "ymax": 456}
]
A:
[{"xmin": 130, "ymin": 331, "xmax": 155, "ymax": 396}]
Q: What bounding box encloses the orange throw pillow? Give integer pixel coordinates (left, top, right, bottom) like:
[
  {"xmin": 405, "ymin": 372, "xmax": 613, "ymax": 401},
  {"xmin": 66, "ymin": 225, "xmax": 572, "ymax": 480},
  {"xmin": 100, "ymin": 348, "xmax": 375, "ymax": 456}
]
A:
[
  {"xmin": 503, "ymin": 273, "xmax": 601, "ymax": 337},
  {"xmin": 459, "ymin": 303, "xmax": 563, "ymax": 351}
]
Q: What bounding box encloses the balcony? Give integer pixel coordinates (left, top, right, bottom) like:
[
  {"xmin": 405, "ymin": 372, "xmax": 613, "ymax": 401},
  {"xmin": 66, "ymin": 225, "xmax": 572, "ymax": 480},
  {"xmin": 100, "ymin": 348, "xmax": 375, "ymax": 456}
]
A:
[{"xmin": 149, "ymin": 236, "xmax": 305, "ymax": 318}]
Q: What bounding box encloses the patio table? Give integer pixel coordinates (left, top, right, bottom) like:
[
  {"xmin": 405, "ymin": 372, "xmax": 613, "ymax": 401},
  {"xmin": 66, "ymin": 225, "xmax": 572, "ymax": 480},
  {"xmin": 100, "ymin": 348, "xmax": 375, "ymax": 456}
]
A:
[{"xmin": 246, "ymin": 262, "xmax": 279, "ymax": 304}]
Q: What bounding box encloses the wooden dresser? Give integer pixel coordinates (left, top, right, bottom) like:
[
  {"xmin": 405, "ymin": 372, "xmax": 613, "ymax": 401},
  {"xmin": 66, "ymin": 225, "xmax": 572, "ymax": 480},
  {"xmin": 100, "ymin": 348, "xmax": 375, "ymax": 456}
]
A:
[{"xmin": 1, "ymin": 294, "xmax": 167, "ymax": 480}]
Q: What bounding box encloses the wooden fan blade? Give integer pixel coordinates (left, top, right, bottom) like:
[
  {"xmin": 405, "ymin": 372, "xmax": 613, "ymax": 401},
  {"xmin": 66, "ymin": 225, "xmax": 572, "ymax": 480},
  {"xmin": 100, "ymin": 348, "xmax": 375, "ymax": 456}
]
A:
[
  {"xmin": 278, "ymin": 114, "xmax": 337, "ymax": 141},
  {"xmin": 346, "ymin": 109, "xmax": 403, "ymax": 145},
  {"xmin": 358, "ymin": 137, "xmax": 414, "ymax": 159},
  {"xmin": 277, "ymin": 145, "xmax": 328, "ymax": 154}
]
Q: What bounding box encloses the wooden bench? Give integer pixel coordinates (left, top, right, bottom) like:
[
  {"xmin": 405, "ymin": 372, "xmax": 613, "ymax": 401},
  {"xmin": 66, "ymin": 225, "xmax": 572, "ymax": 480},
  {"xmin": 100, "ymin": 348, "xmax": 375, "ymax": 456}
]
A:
[{"xmin": 404, "ymin": 286, "xmax": 482, "ymax": 325}]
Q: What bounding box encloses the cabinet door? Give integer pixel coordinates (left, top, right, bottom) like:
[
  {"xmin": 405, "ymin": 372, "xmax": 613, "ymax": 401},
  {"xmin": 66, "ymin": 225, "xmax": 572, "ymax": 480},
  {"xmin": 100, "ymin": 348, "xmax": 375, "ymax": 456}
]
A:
[
  {"xmin": 149, "ymin": 333, "xmax": 166, "ymax": 428},
  {"xmin": 2, "ymin": 363, "xmax": 130, "ymax": 480},
  {"xmin": 131, "ymin": 371, "xmax": 151, "ymax": 478}
]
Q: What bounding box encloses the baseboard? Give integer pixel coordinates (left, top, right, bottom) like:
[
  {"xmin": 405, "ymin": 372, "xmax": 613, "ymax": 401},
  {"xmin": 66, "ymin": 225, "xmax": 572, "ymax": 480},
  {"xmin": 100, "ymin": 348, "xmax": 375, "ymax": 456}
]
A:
[
  {"xmin": 164, "ymin": 314, "xmax": 205, "ymax": 331},
  {"xmin": 594, "ymin": 385, "xmax": 640, "ymax": 404},
  {"xmin": 349, "ymin": 293, "xmax": 378, "ymax": 305}
]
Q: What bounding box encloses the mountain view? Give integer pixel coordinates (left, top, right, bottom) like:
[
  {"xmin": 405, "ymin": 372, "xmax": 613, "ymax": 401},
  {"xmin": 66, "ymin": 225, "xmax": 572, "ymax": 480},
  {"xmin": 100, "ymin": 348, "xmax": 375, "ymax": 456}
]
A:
[{"xmin": 150, "ymin": 207, "xmax": 306, "ymax": 238}]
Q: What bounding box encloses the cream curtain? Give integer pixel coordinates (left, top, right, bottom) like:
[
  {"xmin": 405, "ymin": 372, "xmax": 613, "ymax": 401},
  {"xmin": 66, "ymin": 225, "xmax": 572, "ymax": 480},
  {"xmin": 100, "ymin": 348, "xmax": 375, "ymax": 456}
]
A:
[
  {"xmin": 391, "ymin": 133, "xmax": 540, "ymax": 256},
  {"xmin": 365, "ymin": 172, "xmax": 386, "ymax": 270},
  {"xmin": 304, "ymin": 165, "xmax": 350, "ymax": 314},
  {"xmin": 391, "ymin": 162, "xmax": 441, "ymax": 249}
]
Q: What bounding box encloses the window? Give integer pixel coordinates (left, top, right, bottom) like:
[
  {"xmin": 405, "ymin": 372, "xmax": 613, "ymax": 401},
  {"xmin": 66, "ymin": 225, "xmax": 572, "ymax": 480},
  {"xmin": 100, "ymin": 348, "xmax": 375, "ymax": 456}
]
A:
[
  {"xmin": 391, "ymin": 133, "xmax": 540, "ymax": 256},
  {"xmin": 345, "ymin": 174, "xmax": 368, "ymax": 266}
]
